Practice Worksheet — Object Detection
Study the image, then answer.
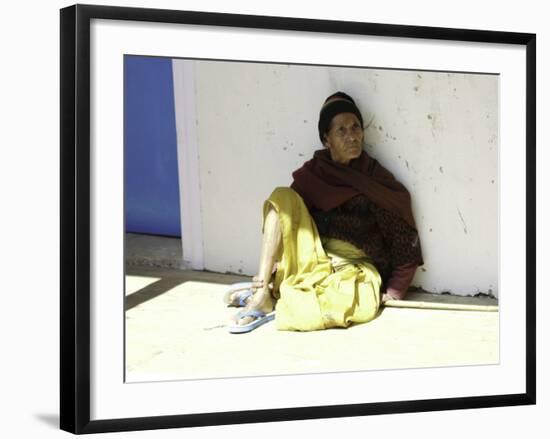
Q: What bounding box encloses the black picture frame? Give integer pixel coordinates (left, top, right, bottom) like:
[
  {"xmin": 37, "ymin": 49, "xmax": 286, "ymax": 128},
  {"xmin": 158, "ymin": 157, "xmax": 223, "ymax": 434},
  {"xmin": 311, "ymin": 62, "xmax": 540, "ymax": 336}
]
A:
[{"xmin": 60, "ymin": 3, "xmax": 536, "ymax": 434}]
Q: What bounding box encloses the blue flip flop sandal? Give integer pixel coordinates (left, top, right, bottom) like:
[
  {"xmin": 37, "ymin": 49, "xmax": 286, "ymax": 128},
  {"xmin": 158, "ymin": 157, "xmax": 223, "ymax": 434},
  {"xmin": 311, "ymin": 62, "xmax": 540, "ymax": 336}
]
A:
[
  {"xmin": 223, "ymin": 282, "xmax": 254, "ymax": 307},
  {"xmin": 228, "ymin": 309, "xmax": 275, "ymax": 334}
]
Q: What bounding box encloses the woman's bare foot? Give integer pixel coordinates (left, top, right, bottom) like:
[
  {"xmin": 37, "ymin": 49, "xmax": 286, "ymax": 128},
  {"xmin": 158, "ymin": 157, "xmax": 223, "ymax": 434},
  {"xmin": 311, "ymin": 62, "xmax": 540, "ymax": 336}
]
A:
[
  {"xmin": 226, "ymin": 276, "xmax": 274, "ymax": 307},
  {"xmin": 233, "ymin": 285, "xmax": 275, "ymax": 326},
  {"xmin": 226, "ymin": 279, "xmax": 263, "ymax": 306}
]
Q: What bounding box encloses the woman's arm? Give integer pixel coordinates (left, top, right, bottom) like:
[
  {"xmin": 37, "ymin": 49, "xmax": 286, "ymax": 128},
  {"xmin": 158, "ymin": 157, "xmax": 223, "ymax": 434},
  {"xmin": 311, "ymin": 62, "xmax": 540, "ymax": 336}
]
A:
[
  {"xmin": 370, "ymin": 203, "xmax": 423, "ymax": 301},
  {"xmin": 383, "ymin": 262, "xmax": 418, "ymax": 301}
]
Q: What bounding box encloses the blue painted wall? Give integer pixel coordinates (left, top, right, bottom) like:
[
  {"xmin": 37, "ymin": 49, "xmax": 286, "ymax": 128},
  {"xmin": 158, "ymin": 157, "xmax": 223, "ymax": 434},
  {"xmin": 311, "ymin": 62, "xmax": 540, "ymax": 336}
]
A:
[{"xmin": 124, "ymin": 56, "xmax": 181, "ymax": 237}]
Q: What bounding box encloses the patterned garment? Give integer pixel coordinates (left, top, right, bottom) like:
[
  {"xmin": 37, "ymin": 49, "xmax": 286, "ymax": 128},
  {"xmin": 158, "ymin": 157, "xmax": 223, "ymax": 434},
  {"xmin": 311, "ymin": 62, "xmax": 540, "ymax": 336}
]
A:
[{"xmin": 310, "ymin": 193, "xmax": 423, "ymax": 285}]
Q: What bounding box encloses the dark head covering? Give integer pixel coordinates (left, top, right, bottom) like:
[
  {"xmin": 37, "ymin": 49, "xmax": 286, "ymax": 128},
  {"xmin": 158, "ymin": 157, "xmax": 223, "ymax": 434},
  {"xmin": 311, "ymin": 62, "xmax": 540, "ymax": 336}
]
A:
[{"xmin": 318, "ymin": 91, "xmax": 364, "ymax": 144}]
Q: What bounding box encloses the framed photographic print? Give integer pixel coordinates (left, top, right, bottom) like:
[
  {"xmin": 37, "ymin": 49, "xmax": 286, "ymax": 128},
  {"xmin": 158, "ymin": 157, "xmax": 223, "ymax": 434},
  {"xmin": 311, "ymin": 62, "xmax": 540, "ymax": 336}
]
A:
[{"xmin": 60, "ymin": 4, "xmax": 536, "ymax": 434}]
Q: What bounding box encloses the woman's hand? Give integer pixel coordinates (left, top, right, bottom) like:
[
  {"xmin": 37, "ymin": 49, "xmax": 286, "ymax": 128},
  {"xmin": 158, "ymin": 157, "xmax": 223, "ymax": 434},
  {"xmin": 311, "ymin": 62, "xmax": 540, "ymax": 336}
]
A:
[{"xmin": 381, "ymin": 293, "xmax": 400, "ymax": 304}]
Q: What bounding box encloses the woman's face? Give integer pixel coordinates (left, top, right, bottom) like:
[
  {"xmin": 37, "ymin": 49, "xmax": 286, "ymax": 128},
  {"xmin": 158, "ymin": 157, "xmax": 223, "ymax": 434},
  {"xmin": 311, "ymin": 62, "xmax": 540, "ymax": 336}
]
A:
[{"xmin": 323, "ymin": 112, "xmax": 364, "ymax": 165}]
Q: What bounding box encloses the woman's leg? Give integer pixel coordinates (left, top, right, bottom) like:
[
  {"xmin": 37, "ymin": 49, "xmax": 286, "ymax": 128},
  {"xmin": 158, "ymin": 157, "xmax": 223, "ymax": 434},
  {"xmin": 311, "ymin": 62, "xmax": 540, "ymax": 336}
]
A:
[{"xmin": 234, "ymin": 204, "xmax": 281, "ymax": 326}]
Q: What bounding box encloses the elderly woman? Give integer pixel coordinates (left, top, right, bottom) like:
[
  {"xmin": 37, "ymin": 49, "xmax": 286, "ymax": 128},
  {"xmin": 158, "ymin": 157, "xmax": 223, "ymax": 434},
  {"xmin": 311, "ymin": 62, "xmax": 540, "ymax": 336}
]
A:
[{"xmin": 226, "ymin": 92, "xmax": 423, "ymax": 333}]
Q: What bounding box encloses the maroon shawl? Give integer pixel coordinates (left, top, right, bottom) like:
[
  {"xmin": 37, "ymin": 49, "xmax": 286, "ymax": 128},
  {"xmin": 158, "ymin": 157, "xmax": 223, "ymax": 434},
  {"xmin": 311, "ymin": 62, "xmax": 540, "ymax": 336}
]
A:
[{"xmin": 291, "ymin": 149, "xmax": 418, "ymax": 230}]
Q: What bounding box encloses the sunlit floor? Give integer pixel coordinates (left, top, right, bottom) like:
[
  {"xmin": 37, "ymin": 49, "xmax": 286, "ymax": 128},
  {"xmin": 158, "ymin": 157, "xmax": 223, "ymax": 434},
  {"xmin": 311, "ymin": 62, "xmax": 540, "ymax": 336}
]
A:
[{"xmin": 125, "ymin": 266, "xmax": 499, "ymax": 383}]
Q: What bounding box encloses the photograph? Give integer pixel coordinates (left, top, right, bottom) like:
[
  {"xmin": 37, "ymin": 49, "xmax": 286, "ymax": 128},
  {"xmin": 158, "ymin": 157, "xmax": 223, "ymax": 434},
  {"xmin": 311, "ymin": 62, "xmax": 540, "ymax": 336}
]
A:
[
  {"xmin": 58, "ymin": 2, "xmax": 536, "ymax": 434},
  {"xmin": 124, "ymin": 56, "xmax": 500, "ymax": 383},
  {"xmin": 3, "ymin": 0, "xmax": 547, "ymax": 437}
]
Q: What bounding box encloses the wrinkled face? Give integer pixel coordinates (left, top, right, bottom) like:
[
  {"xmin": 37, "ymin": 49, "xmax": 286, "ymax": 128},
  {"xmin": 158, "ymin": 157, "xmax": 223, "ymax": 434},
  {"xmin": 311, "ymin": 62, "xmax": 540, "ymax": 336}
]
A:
[{"xmin": 323, "ymin": 112, "xmax": 364, "ymax": 165}]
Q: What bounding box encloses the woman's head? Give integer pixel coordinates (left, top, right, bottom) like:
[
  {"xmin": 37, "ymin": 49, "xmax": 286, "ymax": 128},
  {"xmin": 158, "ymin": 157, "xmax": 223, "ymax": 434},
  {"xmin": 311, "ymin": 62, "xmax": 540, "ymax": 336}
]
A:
[{"xmin": 318, "ymin": 92, "xmax": 364, "ymax": 165}]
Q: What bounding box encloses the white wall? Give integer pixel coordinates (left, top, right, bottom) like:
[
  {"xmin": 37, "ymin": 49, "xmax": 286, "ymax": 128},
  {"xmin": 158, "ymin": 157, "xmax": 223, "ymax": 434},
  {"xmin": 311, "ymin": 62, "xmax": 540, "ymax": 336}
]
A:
[{"xmin": 174, "ymin": 59, "xmax": 499, "ymax": 296}]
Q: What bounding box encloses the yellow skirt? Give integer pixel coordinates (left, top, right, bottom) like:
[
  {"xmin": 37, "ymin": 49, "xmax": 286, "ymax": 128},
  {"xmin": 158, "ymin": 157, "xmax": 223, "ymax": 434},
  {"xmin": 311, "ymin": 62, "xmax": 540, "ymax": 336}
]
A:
[{"xmin": 265, "ymin": 187, "xmax": 381, "ymax": 331}]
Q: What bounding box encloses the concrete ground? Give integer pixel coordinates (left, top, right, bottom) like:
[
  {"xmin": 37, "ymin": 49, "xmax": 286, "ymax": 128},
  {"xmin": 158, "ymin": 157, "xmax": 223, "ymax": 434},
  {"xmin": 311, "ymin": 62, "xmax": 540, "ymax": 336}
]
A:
[
  {"xmin": 125, "ymin": 232, "xmax": 189, "ymax": 270},
  {"xmin": 124, "ymin": 264, "xmax": 499, "ymax": 383}
]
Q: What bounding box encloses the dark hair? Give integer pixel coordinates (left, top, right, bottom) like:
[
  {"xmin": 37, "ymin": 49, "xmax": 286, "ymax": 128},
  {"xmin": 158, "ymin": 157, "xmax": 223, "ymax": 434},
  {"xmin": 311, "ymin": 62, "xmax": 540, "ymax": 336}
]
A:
[{"xmin": 318, "ymin": 92, "xmax": 364, "ymax": 143}]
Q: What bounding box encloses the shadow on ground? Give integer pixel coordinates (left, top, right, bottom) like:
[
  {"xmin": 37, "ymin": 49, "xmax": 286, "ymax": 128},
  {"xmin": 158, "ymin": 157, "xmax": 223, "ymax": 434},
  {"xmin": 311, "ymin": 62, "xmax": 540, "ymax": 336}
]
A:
[{"xmin": 34, "ymin": 413, "xmax": 58, "ymax": 430}]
